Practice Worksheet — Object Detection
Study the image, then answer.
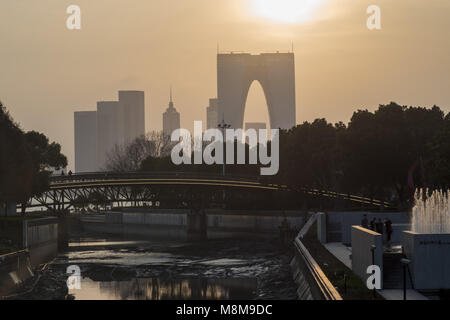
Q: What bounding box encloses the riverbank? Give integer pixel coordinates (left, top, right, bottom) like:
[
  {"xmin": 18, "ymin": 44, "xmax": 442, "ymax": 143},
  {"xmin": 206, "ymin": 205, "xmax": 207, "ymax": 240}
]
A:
[
  {"xmin": 0, "ymin": 216, "xmax": 61, "ymax": 297},
  {"xmin": 9, "ymin": 236, "xmax": 297, "ymax": 300}
]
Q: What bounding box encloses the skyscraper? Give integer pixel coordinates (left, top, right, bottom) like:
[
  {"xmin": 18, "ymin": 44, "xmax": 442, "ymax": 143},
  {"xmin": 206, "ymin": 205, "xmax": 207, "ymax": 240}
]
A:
[
  {"xmin": 96, "ymin": 101, "xmax": 121, "ymax": 170},
  {"xmin": 206, "ymin": 98, "xmax": 219, "ymax": 129},
  {"xmin": 217, "ymin": 52, "xmax": 296, "ymax": 130},
  {"xmin": 163, "ymin": 88, "xmax": 180, "ymax": 137},
  {"xmin": 74, "ymin": 90, "xmax": 146, "ymax": 172},
  {"xmin": 74, "ymin": 111, "xmax": 97, "ymax": 172},
  {"xmin": 119, "ymin": 90, "xmax": 145, "ymax": 144}
]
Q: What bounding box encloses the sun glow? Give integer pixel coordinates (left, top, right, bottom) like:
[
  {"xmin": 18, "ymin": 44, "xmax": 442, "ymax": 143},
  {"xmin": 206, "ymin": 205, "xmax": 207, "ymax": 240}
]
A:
[{"xmin": 251, "ymin": 0, "xmax": 325, "ymax": 23}]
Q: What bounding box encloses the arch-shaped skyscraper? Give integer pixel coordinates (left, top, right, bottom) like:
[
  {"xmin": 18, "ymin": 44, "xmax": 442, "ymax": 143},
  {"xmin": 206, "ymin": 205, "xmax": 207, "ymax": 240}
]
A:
[{"xmin": 217, "ymin": 52, "xmax": 296, "ymax": 130}]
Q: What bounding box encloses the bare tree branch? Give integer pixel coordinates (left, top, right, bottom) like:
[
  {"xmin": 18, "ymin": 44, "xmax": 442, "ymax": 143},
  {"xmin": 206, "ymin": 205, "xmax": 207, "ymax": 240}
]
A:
[{"xmin": 105, "ymin": 131, "xmax": 174, "ymax": 172}]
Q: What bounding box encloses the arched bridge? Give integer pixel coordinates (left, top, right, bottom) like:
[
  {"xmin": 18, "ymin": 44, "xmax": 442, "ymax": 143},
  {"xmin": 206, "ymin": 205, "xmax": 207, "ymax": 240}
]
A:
[{"xmin": 25, "ymin": 172, "xmax": 395, "ymax": 211}]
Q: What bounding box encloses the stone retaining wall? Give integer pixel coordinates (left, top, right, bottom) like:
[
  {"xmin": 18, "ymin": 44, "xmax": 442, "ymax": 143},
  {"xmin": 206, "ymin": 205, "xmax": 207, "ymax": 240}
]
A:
[{"xmin": 0, "ymin": 250, "xmax": 34, "ymax": 297}]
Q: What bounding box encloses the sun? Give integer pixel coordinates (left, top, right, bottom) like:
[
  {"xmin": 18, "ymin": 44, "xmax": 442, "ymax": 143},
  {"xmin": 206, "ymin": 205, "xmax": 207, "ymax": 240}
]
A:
[{"xmin": 251, "ymin": 0, "xmax": 325, "ymax": 23}]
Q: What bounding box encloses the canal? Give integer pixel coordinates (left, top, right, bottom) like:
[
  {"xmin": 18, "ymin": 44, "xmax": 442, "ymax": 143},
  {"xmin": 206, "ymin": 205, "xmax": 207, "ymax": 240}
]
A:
[{"xmin": 14, "ymin": 235, "xmax": 297, "ymax": 300}]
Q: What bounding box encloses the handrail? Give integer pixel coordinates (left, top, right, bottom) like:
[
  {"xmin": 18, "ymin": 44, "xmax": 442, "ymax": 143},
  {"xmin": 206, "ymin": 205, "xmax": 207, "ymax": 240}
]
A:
[
  {"xmin": 50, "ymin": 171, "xmax": 261, "ymax": 183},
  {"xmin": 294, "ymin": 213, "xmax": 343, "ymax": 300},
  {"xmin": 0, "ymin": 249, "xmax": 28, "ymax": 259},
  {"xmin": 294, "ymin": 238, "xmax": 342, "ymax": 300}
]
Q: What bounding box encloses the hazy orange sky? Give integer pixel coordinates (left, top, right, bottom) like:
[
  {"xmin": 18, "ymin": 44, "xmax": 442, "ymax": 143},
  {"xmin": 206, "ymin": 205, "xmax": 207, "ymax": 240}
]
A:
[{"xmin": 1, "ymin": 0, "xmax": 450, "ymax": 170}]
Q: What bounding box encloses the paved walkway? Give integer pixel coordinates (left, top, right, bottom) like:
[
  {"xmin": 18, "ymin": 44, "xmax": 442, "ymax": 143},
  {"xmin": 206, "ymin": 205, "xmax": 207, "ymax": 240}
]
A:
[
  {"xmin": 323, "ymin": 242, "xmax": 429, "ymax": 300},
  {"xmin": 323, "ymin": 242, "xmax": 352, "ymax": 269}
]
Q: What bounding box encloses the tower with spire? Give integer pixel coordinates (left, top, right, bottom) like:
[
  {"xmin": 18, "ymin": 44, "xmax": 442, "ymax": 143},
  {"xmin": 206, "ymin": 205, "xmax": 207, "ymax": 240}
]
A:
[
  {"xmin": 206, "ymin": 98, "xmax": 219, "ymax": 129},
  {"xmin": 162, "ymin": 87, "xmax": 180, "ymax": 137}
]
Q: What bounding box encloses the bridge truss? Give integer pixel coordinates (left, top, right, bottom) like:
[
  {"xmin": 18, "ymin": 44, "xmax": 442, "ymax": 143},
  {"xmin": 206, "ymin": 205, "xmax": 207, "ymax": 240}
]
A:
[{"xmin": 23, "ymin": 172, "xmax": 396, "ymax": 212}]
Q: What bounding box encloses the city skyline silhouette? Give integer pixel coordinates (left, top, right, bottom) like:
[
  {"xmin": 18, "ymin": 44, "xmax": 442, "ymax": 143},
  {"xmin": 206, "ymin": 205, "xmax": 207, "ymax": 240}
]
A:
[{"xmin": 1, "ymin": 0, "xmax": 449, "ymax": 170}]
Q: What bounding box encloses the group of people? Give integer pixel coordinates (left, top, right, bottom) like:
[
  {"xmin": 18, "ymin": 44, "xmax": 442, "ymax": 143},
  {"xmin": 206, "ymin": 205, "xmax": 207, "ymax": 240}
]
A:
[{"xmin": 361, "ymin": 214, "xmax": 393, "ymax": 244}]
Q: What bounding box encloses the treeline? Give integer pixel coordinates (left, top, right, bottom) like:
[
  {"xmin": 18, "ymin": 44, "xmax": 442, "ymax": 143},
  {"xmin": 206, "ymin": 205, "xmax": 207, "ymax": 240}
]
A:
[
  {"xmin": 0, "ymin": 102, "xmax": 67, "ymax": 214},
  {"xmin": 276, "ymin": 102, "xmax": 450, "ymax": 206},
  {"xmin": 106, "ymin": 132, "xmax": 263, "ymax": 177},
  {"xmin": 107, "ymin": 102, "xmax": 449, "ymax": 207}
]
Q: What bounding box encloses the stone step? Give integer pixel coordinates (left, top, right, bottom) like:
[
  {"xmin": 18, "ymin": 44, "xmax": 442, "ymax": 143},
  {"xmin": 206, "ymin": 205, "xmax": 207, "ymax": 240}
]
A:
[{"xmin": 383, "ymin": 252, "xmax": 413, "ymax": 289}]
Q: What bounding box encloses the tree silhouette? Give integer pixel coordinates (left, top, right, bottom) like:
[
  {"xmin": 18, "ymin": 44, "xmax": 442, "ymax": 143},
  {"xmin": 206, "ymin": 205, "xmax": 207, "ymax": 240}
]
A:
[{"xmin": 0, "ymin": 102, "xmax": 67, "ymax": 215}]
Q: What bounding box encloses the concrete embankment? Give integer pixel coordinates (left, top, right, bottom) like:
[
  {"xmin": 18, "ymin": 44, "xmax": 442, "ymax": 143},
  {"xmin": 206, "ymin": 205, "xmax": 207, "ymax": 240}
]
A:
[
  {"xmin": 24, "ymin": 217, "xmax": 59, "ymax": 267},
  {"xmin": 80, "ymin": 209, "xmax": 306, "ymax": 240},
  {"xmin": 0, "ymin": 250, "xmax": 34, "ymax": 297},
  {"xmin": 0, "ymin": 217, "xmax": 59, "ymax": 298}
]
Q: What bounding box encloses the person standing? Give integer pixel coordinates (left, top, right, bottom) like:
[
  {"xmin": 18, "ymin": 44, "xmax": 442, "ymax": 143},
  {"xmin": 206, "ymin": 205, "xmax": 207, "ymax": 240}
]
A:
[
  {"xmin": 370, "ymin": 217, "xmax": 376, "ymax": 231},
  {"xmin": 375, "ymin": 218, "xmax": 383, "ymax": 235},
  {"xmin": 361, "ymin": 214, "xmax": 369, "ymax": 229},
  {"xmin": 385, "ymin": 218, "xmax": 393, "ymax": 246}
]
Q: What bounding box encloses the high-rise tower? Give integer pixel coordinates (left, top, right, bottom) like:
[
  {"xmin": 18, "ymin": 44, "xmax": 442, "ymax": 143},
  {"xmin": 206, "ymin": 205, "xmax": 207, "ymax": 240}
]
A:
[
  {"xmin": 74, "ymin": 111, "xmax": 97, "ymax": 172},
  {"xmin": 74, "ymin": 90, "xmax": 146, "ymax": 172},
  {"xmin": 163, "ymin": 88, "xmax": 180, "ymax": 137},
  {"xmin": 206, "ymin": 98, "xmax": 219, "ymax": 129},
  {"xmin": 217, "ymin": 52, "xmax": 296, "ymax": 130},
  {"xmin": 119, "ymin": 90, "xmax": 145, "ymax": 144},
  {"xmin": 96, "ymin": 101, "xmax": 121, "ymax": 169}
]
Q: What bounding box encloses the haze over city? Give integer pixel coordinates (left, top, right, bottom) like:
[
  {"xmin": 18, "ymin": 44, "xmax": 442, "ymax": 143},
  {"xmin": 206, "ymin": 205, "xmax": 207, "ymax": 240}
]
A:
[
  {"xmin": 1, "ymin": 0, "xmax": 450, "ymax": 170},
  {"xmin": 2, "ymin": 0, "xmax": 450, "ymax": 305}
]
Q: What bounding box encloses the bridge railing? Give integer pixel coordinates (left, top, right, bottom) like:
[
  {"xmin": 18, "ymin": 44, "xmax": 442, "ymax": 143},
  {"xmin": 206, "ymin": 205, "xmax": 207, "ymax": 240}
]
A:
[
  {"xmin": 49, "ymin": 172, "xmax": 395, "ymax": 208},
  {"xmin": 50, "ymin": 171, "xmax": 262, "ymax": 184}
]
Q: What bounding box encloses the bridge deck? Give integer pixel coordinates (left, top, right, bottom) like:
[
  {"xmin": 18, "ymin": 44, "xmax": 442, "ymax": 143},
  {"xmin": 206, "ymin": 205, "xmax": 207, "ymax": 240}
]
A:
[{"xmin": 19, "ymin": 172, "xmax": 396, "ymax": 210}]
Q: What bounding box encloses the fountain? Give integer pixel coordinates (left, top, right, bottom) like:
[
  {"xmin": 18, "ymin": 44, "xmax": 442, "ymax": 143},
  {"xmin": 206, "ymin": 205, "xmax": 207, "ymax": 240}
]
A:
[
  {"xmin": 412, "ymin": 189, "xmax": 450, "ymax": 234},
  {"xmin": 402, "ymin": 189, "xmax": 450, "ymax": 290}
]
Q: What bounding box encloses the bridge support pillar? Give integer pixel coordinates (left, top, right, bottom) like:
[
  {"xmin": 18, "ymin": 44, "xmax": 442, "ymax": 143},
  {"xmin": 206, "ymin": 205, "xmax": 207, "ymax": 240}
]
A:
[{"xmin": 187, "ymin": 209, "xmax": 207, "ymax": 241}]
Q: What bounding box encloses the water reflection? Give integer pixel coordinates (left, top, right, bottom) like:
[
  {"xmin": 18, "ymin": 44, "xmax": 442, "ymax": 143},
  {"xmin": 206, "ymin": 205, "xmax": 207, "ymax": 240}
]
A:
[{"xmin": 71, "ymin": 277, "xmax": 256, "ymax": 300}]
